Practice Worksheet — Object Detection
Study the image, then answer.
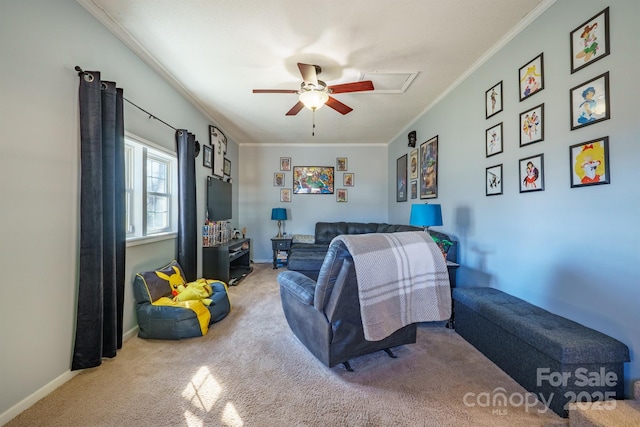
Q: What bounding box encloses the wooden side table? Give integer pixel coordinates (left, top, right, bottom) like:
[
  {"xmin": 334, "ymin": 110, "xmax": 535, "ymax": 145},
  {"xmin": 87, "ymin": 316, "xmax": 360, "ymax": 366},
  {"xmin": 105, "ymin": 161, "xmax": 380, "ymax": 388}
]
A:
[{"xmin": 271, "ymin": 237, "xmax": 293, "ymax": 269}]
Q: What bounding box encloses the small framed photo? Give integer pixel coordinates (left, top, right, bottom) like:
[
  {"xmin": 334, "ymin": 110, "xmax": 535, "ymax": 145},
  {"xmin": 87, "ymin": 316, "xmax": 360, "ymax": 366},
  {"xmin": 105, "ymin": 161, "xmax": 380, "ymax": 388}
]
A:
[
  {"xmin": 280, "ymin": 188, "xmax": 291, "ymax": 202},
  {"xmin": 409, "ymin": 149, "xmax": 418, "ymax": 180},
  {"xmin": 202, "ymin": 144, "xmax": 212, "ymax": 168},
  {"xmin": 519, "ymin": 53, "xmax": 544, "ymax": 101},
  {"xmin": 397, "ymin": 154, "xmax": 407, "ymax": 202},
  {"xmin": 343, "ymin": 173, "xmax": 354, "ymax": 187},
  {"xmin": 486, "ymin": 164, "xmax": 503, "ymax": 196},
  {"xmin": 280, "ymin": 157, "xmax": 291, "ymax": 171},
  {"xmin": 336, "ymin": 189, "xmax": 348, "ymax": 202},
  {"xmin": 273, "ymin": 172, "xmax": 285, "ymax": 187},
  {"xmin": 419, "ymin": 136, "xmax": 438, "ymax": 199},
  {"xmin": 520, "ymin": 103, "xmax": 545, "ymax": 147},
  {"xmin": 223, "ymin": 158, "xmax": 231, "ymax": 176},
  {"xmin": 410, "ymin": 180, "xmax": 418, "ymax": 199},
  {"xmin": 570, "ymin": 72, "xmax": 610, "ymax": 130},
  {"xmin": 336, "ymin": 157, "xmax": 348, "ymax": 171},
  {"xmin": 570, "ymin": 7, "xmax": 610, "ymax": 74},
  {"xmin": 519, "ymin": 153, "xmax": 545, "ymax": 193},
  {"xmin": 570, "ymin": 136, "xmax": 610, "ymax": 188},
  {"xmin": 486, "ymin": 123, "xmax": 503, "ymax": 157},
  {"xmin": 485, "ymin": 81, "xmax": 503, "ymax": 119}
]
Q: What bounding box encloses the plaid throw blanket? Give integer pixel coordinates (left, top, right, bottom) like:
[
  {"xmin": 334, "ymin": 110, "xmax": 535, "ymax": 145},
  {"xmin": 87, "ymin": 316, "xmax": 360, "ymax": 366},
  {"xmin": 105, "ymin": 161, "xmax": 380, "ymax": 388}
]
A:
[{"xmin": 333, "ymin": 232, "xmax": 451, "ymax": 341}]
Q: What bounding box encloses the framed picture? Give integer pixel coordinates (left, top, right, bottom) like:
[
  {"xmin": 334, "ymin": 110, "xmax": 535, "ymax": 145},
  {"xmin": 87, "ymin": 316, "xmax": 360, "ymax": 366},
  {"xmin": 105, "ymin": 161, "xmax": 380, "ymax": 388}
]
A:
[
  {"xmin": 519, "ymin": 53, "xmax": 544, "ymax": 101},
  {"xmin": 273, "ymin": 172, "xmax": 285, "ymax": 187},
  {"xmin": 336, "ymin": 189, "xmax": 348, "ymax": 202},
  {"xmin": 486, "ymin": 123, "xmax": 503, "ymax": 157},
  {"xmin": 519, "ymin": 153, "xmax": 545, "ymax": 193},
  {"xmin": 485, "ymin": 81, "xmax": 503, "ymax": 119},
  {"xmin": 343, "ymin": 173, "xmax": 354, "ymax": 187},
  {"xmin": 419, "ymin": 136, "xmax": 438, "ymax": 199},
  {"xmin": 210, "ymin": 125, "xmax": 227, "ymax": 153},
  {"xmin": 280, "ymin": 188, "xmax": 291, "ymax": 202},
  {"xmin": 223, "ymin": 158, "xmax": 231, "ymax": 176},
  {"xmin": 570, "ymin": 136, "xmax": 610, "ymax": 188},
  {"xmin": 336, "ymin": 157, "xmax": 348, "ymax": 171},
  {"xmin": 396, "ymin": 154, "xmax": 407, "ymax": 202},
  {"xmin": 486, "ymin": 164, "xmax": 503, "ymax": 196},
  {"xmin": 520, "ymin": 103, "xmax": 545, "ymax": 146},
  {"xmin": 570, "ymin": 7, "xmax": 610, "ymax": 74},
  {"xmin": 409, "ymin": 149, "xmax": 418, "ymax": 180},
  {"xmin": 280, "ymin": 157, "xmax": 291, "ymax": 171},
  {"xmin": 570, "ymin": 72, "xmax": 610, "ymax": 130},
  {"xmin": 410, "ymin": 180, "xmax": 417, "ymax": 199},
  {"xmin": 408, "ymin": 130, "xmax": 417, "ymax": 147},
  {"xmin": 202, "ymin": 144, "xmax": 212, "ymax": 168},
  {"xmin": 293, "ymin": 166, "xmax": 334, "ymax": 194}
]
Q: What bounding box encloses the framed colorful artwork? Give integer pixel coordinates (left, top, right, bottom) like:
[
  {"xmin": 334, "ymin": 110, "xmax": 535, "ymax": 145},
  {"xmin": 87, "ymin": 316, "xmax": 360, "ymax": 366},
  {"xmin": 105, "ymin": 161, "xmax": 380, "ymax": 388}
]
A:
[
  {"xmin": 419, "ymin": 136, "xmax": 438, "ymax": 199},
  {"xmin": 273, "ymin": 173, "xmax": 285, "ymax": 187},
  {"xmin": 519, "ymin": 53, "xmax": 544, "ymax": 101},
  {"xmin": 519, "ymin": 153, "xmax": 545, "ymax": 193},
  {"xmin": 486, "ymin": 123, "xmax": 503, "ymax": 157},
  {"xmin": 336, "ymin": 157, "xmax": 348, "ymax": 171},
  {"xmin": 280, "ymin": 188, "xmax": 291, "ymax": 202},
  {"xmin": 569, "ymin": 136, "xmax": 610, "ymax": 188},
  {"xmin": 280, "ymin": 157, "xmax": 291, "ymax": 171},
  {"xmin": 570, "ymin": 72, "xmax": 610, "ymax": 130},
  {"xmin": 486, "ymin": 164, "xmax": 503, "ymax": 196},
  {"xmin": 409, "ymin": 149, "xmax": 418, "ymax": 180},
  {"xmin": 519, "ymin": 103, "xmax": 545, "ymax": 147},
  {"xmin": 570, "ymin": 7, "xmax": 610, "ymax": 74},
  {"xmin": 293, "ymin": 166, "xmax": 334, "ymax": 194},
  {"xmin": 336, "ymin": 189, "xmax": 348, "ymax": 202},
  {"xmin": 485, "ymin": 81, "xmax": 503, "ymax": 119},
  {"xmin": 343, "ymin": 173, "xmax": 354, "ymax": 187},
  {"xmin": 396, "ymin": 154, "xmax": 407, "ymax": 202},
  {"xmin": 410, "ymin": 180, "xmax": 418, "ymax": 199}
]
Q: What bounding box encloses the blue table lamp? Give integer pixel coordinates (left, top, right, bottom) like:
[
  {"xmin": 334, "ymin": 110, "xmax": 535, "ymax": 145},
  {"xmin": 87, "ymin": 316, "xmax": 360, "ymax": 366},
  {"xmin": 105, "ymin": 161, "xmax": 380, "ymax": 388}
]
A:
[
  {"xmin": 410, "ymin": 203, "xmax": 442, "ymax": 232},
  {"xmin": 271, "ymin": 208, "xmax": 287, "ymax": 238}
]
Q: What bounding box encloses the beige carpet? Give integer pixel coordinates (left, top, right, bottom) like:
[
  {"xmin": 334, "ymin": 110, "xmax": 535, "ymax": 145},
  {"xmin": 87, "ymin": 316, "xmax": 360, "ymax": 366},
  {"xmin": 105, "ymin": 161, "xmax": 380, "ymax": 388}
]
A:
[{"xmin": 7, "ymin": 263, "xmax": 567, "ymax": 427}]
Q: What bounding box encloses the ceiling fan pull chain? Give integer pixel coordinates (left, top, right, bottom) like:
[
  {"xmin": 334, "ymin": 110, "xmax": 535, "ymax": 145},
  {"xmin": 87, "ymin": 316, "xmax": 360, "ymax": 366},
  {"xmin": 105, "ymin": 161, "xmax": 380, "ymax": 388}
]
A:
[{"xmin": 312, "ymin": 110, "xmax": 316, "ymax": 136}]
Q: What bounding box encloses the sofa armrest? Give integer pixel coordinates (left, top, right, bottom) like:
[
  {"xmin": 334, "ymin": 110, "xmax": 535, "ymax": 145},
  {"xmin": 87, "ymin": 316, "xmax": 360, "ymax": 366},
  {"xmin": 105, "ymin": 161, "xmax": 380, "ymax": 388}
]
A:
[{"xmin": 277, "ymin": 271, "xmax": 317, "ymax": 306}]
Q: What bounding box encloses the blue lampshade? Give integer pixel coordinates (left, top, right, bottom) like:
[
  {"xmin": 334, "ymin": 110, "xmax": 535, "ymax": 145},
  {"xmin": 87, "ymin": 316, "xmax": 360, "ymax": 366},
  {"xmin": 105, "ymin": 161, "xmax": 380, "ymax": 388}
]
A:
[
  {"xmin": 271, "ymin": 208, "xmax": 287, "ymax": 221},
  {"xmin": 410, "ymin": 204, "xmax": 443, "ymax": 228}
]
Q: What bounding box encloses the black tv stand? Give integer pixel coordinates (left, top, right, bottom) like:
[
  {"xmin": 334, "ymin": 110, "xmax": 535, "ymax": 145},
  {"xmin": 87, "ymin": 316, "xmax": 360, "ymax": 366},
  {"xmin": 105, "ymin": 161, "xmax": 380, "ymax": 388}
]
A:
[{"xmin": 202, "ymin": 238, "xmax": 252, "ymax": 285}]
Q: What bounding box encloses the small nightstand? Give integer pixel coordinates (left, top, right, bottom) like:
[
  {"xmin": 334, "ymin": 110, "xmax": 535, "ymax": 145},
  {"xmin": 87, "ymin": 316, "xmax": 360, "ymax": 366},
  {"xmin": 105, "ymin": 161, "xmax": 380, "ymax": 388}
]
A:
[{"xmin": 271, "ymin": 237, "xmax": 293, "ymax": 269}]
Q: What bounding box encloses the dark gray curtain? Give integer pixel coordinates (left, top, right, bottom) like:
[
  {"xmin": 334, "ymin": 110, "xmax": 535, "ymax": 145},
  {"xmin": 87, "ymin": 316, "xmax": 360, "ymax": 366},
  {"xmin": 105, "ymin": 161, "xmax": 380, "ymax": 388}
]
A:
[
  {"xmin": 72, "ymin": 71, "xmax": 126, "ymax": 370},
  {"xmin": 176, "ymin": 129, "xmax": 197, "ymax": 282}
]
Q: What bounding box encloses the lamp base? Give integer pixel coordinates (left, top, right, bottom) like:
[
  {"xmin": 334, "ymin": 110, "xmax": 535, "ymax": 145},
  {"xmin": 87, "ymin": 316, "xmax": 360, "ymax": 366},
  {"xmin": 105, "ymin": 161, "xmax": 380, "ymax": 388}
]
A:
[{"xmin": 276, "ymin": 221, "xmax": 283, "ymax": 238}]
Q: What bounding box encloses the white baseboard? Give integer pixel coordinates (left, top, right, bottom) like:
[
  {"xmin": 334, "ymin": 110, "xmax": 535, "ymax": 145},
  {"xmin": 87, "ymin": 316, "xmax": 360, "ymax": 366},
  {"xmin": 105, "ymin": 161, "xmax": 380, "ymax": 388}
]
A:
[{"xmin": 0, "ymin": 326, "xmax": 139, "ymax": 426}]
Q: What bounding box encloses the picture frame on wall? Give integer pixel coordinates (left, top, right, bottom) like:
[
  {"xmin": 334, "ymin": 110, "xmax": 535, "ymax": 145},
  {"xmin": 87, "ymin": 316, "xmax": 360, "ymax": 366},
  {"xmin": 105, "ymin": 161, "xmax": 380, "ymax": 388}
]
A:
[
  {"xmin": 293, "ymin": 166, "xmax": 334, "ymax": 194},
  {"xmin": 336, "ymin": 189, "xmax": 348, "ymax": 202},
  {"xmin": 486, "ymin": 123, "xmax": 503, "ymax": 157},
  {"xmin": 336, "ymin": 157, "xmax": 348, "ymax": 171},
  {"xmin": 485, "ymin": 81, "xmax": 503, "ymax": 119},
  {"xmin": 210, "ymin": 125, "xmax": 225, "ymax": 177},
  {"xmin": 396, "ymin": 154, "xmax": 407, "ymax": 202},
  {"xmin": 570, "ymin": 7, "xmax": 610, "ymax": 74},
  {"xmin": 223, "ymin": 158, "xmax": 231, "ymax": 176},
  {"xmin": 519, "ymin": 153, "xmax": 545, "ymax": 193},
  {"xmin": 202, "ymin": 144, "xmax": 212, "ymax": 168},
  {"xmin": 280, "ymin": 157, "xmax": 291, "ymax": 171},
  {"xmin": 273, "ymin": 172, "xmax": 285, "ymax": 187},
  {"xmin": 409, "ymin": 149, "xmax": 418, "ymax": 180},
  {"xmin": 280, "ymin": 188, "xmax": 291, "ymax": 202},
  {"xmin": 343, "ymin": 173, "xmax": 354, "ymax": 187},
  {"xmin": 419, "ymin": 136, "xmax": 438, "ymax": 199},
  {"xmin": 520, "ymin": 103, "xmax": 545, "ymax": 146},
  {"xmin": 410, "ymin": 180, "xmax": 417, "ymax": 199},
  {"xmin": 569, "ymin": 136, "xmax": 610, "ymax": 188},
  {"xmin": 570, "ymin": 72, "xmax": 610, "ymax": 130},
  {"xmin": 486, "ymin": 164, "xmax": 503, "ymax": 196},
  {"xmin": 519, "ymin": 53, "xmax": 544, "ymax": 101}
]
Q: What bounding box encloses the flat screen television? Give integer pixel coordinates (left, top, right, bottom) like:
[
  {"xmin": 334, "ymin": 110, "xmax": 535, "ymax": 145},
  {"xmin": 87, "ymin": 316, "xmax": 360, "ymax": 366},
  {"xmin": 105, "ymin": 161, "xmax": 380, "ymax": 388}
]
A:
[{"xmin": 207, "ymin": 176, "xmax": 232, "ymax": 221}]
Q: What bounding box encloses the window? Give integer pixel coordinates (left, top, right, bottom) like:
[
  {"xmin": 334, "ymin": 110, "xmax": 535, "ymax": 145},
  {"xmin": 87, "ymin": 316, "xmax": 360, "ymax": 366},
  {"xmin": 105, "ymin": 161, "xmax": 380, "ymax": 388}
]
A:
[{"xmin": 125, "ymin": 133, "xmax": 178, "ymax": 242}]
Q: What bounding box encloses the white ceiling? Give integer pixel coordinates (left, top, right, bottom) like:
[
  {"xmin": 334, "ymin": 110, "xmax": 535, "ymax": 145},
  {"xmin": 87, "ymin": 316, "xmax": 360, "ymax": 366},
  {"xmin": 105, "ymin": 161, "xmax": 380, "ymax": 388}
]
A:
[{"xmin": 78, "ymin": 0, "xmax": 552, "ymax": 145}]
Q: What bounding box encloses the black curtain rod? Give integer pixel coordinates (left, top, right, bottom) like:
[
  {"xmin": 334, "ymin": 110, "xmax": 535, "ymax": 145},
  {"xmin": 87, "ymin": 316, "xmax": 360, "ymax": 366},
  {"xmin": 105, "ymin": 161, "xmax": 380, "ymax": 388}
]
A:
[{"xmin": 75, "ymin": 66, "xmax": 177, "ymax": 131}]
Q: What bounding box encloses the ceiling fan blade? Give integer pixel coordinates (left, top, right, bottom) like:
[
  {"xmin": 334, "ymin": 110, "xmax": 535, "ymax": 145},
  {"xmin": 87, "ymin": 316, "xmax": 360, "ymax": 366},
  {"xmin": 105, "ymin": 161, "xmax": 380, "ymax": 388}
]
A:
[
  {"xmin": 297, "ymin": 63, "xmax": 318, "ymax": 86},
  {"xmin": 326, "ymin": 96, "xmax": 353, "ymax": 115},
  {"xmin": 253, "ymin": 89, "xmax": 299, "ymax": 94},
  {"xmin": 285, "ymin": 101, "xmax": 305, "ymax": 116},
  {"xmin": 328, "ymin": 80, "xmax": 374, "ymax": 94}
]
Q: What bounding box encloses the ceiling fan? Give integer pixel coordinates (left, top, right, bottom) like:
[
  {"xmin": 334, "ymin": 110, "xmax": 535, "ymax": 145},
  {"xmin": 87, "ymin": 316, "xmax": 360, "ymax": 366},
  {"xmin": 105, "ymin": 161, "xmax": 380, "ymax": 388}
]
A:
[{"xmin": 253, "ymin": 63, "xmax": 374, "ymax": 116}]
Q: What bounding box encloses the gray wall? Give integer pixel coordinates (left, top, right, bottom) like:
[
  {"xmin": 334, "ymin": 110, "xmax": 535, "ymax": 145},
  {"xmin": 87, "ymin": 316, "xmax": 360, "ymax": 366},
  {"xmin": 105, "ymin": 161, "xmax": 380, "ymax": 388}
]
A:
[
  {"xmin": 388, "ymin": 0, "xmax": 639, "ymax": 395},
  {"xmin": 0, "ymin": 0, "xmax": 237, "ymax": 421}
]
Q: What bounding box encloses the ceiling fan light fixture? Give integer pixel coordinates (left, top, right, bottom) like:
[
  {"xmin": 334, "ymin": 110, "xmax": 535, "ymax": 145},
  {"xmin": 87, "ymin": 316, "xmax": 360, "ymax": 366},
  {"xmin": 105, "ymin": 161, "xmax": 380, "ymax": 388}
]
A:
[{"xmin": 299, "ymin": 89, "xmax": 329, "ymax": 111}]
